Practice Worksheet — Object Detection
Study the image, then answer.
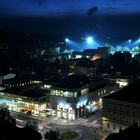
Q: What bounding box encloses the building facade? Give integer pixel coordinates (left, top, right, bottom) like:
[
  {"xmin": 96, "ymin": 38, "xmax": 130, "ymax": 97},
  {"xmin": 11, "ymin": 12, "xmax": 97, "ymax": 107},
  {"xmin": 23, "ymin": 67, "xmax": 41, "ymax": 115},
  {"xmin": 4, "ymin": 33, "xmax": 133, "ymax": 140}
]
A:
[
  {"xmin": 0, "ymin": 87, "xmax": 49, "ymax": 118},
  {"xmin": 43, "ymin": 75, "xmax": 119, "ymax": 120},
  {"xmin": 103, "ymin": 80, "xmax": 140, "ymax": 132}
]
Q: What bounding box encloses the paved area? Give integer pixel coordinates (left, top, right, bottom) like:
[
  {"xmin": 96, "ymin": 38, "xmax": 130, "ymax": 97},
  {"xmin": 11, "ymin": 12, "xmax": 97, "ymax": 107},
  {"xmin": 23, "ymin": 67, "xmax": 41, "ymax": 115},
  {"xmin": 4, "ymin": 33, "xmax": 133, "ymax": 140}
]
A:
[
  {"xmin": 96, "ymin": 128, "xmax": 111, "ymax": 140},
  {"xmin": 11, "ymin": 109, "xmax": 111, "ymax": 140},
  {"xmin": 45, "ymin": 116, "xmax": 88, "ymax": 125}
]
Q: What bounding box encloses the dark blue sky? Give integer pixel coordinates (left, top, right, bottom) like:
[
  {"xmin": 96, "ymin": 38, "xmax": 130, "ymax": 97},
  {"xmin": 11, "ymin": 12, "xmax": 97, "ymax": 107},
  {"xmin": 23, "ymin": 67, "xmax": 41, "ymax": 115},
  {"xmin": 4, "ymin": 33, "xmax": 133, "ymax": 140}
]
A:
[
  {"xmin": 0, "ymin": 0, "xmax": 140, "ymax": 39},
  {"xmin": 0, "ymin": 0, "xmax": 140, "ymax": 17}
]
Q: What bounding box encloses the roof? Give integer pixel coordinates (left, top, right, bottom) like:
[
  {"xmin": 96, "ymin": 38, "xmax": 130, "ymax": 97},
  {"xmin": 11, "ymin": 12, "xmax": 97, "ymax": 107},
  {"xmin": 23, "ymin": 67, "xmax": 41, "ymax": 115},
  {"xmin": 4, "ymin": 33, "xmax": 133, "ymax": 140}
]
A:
[
  {"xmin": 76, "ymin": 58, "xmax": 95, "ymax": 68},
  {"xmin": 48, "ymin": 74, "xmax": 107, "ymax": 90},
  {"xmin": 106, "ymin": 124, "xmax": 140, "ymax": 140},
  {"xmin": 103, "ymin": 80, "xmax": 140, "ymax": 104},
  {"xmin": 22, "ymin": 88, "xmax": 48, "ymax": 99},
  {"xmin": 2, "ymin": 87, "xmax": 48, "ymax": 100},
  {"xmin": 3, "ymin": 74, "xmax": 42, "ymax": 84},
  {"xmin": 51, "ymin": 74, "xmax": 90, "ymax": 89}
]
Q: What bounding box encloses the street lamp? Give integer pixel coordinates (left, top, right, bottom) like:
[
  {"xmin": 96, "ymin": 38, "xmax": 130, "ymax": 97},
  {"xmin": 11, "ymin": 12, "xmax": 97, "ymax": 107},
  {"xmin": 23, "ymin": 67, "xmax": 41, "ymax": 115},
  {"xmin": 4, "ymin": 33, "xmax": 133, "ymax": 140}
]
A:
[
  {"xmin": 128, "ymin": 39, "xmax": 132, "ymax": 44},
  {"xmin": 65, "ymin": 38, "xmax": 69, "ymax": 50},
  {"xmin": 67, "ymin": 109, "xmax": 68, "ymax": 130},
  {"xmin": 65, "ymin": 104, "xmax": 69, "ymax": 130}
]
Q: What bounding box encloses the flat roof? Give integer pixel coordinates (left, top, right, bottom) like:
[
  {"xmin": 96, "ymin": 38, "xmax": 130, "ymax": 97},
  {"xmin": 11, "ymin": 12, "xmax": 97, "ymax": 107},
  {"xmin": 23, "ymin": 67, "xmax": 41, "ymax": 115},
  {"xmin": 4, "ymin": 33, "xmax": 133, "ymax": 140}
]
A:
[
  {"xmin": 22, "ymin": 88, "xmax": 48, "ymax": 99},
  {"xmin": 1, "ymin": 86, "xmax": 48, "ymax": 100},
  {"xmin": 47, "ymin": 74, "xmax": 107, "ymax": 90},
  {"xmin": 3, "ymin": 74, "xmax": 42, "ymax": 84},
  {"xmin": 103, "ymin": 80, "xmax": 140, "ymax": 104}
]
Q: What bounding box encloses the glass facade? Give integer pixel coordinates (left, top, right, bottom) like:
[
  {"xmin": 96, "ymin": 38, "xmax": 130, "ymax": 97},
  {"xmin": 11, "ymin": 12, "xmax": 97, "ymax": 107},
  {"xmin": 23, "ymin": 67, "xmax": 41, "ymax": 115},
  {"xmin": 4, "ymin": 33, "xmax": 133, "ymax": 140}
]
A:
[
  {"xmin": 0, "ymin": 92, "xmax": 47, "ymax": 117},
  {"xmin": 51, "ymin": 89, "xmax": 78, "ymax": 98},
  {"xmin": 57, "ymin": 104, "xmax": 75, "ymax": 120}
]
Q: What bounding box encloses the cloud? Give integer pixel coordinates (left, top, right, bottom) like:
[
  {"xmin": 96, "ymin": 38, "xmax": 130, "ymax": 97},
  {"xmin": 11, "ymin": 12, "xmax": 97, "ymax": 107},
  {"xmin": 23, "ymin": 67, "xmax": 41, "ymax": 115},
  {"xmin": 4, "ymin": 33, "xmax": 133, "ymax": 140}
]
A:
[
  {"xmin": 87, "ymin": 7, "xmax": 98, "ymax": 17},
  {"xmin": 0, "ymin": 0, "xmax": 140, "ymax": 17},
  {"xmin": 101, "ymin": 7, "xmax": 121, "ymax": 12}
]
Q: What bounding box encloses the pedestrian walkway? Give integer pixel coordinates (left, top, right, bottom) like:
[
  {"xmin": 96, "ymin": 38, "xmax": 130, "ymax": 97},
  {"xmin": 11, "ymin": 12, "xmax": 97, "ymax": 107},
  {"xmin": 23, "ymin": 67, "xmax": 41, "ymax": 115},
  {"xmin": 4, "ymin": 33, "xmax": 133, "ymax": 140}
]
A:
[
  {"xmin": 96, "ymin": 128, "xmax": 111, "ymax": 140},
  {"xmin": 46, "ymin": 116, "xmax": 88, "ymax": 126},
  {"xmin": 81, "ymin": 120, "xmax": 101, "ymax": 128}
]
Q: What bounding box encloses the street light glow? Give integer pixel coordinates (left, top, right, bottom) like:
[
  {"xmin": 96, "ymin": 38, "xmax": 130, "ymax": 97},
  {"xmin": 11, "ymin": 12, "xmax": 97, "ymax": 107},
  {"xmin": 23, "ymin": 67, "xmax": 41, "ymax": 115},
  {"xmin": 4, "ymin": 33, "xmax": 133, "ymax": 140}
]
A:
[{"xmin": 138, "ymin": 38, "xmax": 140, "ymax": 42}]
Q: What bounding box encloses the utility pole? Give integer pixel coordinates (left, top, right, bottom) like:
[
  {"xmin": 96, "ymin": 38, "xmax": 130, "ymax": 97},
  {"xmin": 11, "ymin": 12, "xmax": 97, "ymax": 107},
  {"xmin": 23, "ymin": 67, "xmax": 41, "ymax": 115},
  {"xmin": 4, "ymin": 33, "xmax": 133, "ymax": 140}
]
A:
[{"xmin": 67, "ymin": 109, "xmax": 68, "ymax": 130}]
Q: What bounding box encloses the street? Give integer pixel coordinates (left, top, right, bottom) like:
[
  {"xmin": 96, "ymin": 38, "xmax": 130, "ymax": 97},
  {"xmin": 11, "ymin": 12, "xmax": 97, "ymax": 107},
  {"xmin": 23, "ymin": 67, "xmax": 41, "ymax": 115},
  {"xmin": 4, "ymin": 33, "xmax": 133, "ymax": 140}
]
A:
[{"xmin": 10, "ymin": 109, "xmax": 109, "ymax": 140}]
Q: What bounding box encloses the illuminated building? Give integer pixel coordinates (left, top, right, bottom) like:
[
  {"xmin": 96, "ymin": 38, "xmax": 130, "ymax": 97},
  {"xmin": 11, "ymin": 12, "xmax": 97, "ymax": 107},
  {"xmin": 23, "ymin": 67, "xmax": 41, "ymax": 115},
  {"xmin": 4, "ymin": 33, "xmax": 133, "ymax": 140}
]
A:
[
  {"xmin": 3, "ymin": 75, "xmax": 42, "ymax": 88},
  {"xmin": 0, "ymin": 87, "xmax": 49, "ymax": 117},
  {"xmin": 103, "ymin": 80, "xmax": 140, "ymax": 132},
  {"xmin": 103, "ymin": 75, "xmax": 130, "ymax": 88},
  {"xmin": 44, "ymin": 74, "xmax": 118, "ymax": 120},
  {"xmin": 0, "ymin": 73, "xmax": 16, "ymax": 85}
]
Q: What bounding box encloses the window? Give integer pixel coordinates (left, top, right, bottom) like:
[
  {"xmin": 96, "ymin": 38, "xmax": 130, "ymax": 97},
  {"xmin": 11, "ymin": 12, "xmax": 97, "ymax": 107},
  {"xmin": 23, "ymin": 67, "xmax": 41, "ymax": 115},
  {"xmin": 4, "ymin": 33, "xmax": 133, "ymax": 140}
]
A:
[
  {"xmin": 81, "ymin": 88, "xmax": 89, "ymax": 95},
  {"xmin": 60, "ymin": 91, "xmax": 63, "ymax": 96},
  {"xmin": 113, "ymin": 124, "xmax": 116, "ymax": 130},
  {"xmin": 68, "ymin": 92, "xmax": 73, "ymax": 98},
  {"xmin": 101, "ymin": 91, "xmax": 103, "ymax": 95},
  {"xmin": 51, "ymin": 90, "xmax": 56, "ymax": 95},
  {"xmin": 74, "ymin": 92, "xmax": 77, "ymax": 98},
  {"xmin": 107, "ymin": 123, "xmax": 110, "ymax": 128},
  {"xmin": 56, "ymin": 90, "xmax": 61, "ymax": 96},
  {"xmin": 64, "ymin": 91, "xmax": 69, "ymax": 97}
]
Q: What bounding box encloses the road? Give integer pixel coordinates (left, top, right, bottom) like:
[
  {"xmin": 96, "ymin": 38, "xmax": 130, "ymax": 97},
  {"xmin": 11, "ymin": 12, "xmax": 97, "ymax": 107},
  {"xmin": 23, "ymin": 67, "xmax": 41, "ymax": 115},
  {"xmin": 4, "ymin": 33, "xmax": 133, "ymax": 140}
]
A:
[
  {"xmin": 47, "ymin": 110, "xmax": 103, "ymax": 140},
  {"xmin": 10, "ymin": 110, "xmax": 106, "ymax": 140}
]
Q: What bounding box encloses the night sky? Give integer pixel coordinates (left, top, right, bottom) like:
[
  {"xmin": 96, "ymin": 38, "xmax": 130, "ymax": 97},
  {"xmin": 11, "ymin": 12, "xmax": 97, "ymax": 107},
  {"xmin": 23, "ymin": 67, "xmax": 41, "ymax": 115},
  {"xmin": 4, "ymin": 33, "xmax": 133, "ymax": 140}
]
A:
[
  {"xmin": 0, "ymin": 0, "xmax": 140, "ymax": 16},
  {"xmin": 0, "ymin": 0, "xmax": 140, "ymax": 39}
]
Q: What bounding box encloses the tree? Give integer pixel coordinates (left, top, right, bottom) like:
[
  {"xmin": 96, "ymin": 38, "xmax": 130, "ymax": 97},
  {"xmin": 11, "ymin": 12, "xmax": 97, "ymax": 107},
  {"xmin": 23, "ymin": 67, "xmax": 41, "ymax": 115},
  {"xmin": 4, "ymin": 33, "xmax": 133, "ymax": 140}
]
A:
[{"xmin": 44, "ymin": 130, "xmax": 62, "ymax": 140}]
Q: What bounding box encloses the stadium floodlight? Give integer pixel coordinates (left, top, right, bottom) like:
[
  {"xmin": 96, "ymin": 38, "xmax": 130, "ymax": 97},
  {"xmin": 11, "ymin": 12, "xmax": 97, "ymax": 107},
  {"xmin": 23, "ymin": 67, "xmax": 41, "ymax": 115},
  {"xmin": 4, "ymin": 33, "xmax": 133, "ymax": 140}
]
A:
[
  {"xmin": 86, "ymin": 36, "xmax": 93, "ymax": 44},
  {"xmin": 65, "ymin": 38, "xmax": 69, "ymax": 42},
  {"xmin": 128, "ymin": 39, "xmax": 132, "ymax": 43}
]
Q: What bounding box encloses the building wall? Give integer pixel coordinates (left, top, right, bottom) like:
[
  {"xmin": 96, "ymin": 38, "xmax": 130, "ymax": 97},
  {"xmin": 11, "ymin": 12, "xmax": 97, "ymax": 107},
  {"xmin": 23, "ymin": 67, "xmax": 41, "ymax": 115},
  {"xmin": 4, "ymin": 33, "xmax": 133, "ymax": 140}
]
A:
[
  {"xmin": 103, "ymin": 99, "xmax": 140, "ymax": 132},
  {"xmin": 0, "ymin": 92, "xmax": 47, "ymax": 117},
  {"xmin": 49, "ymin": 84, "xmax": 119, "ymax": 120},
  {"xmin": 0, "ymin": 76, "xmax": 3, "ymax": 85}
]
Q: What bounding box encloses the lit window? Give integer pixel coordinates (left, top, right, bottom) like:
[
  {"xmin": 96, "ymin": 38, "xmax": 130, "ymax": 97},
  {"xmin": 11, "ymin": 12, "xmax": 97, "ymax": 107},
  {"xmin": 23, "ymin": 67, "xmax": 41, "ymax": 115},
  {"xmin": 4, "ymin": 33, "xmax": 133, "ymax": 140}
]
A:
[
  {"xmin": 68, "ymin": 92, "xmax": 73, "ymax": 98},
  {"xmin": 56, "ymin": 90, "xmax": 61, "ymax": 96},
  {"xmin": 74, "ymin": 92, "xmax": 77, "ymax": 98},
  {"xmin": 51, "ymin": 90, "xmax": 56, "ymax": 95},
  {"xmin": 81, "ymin": 88, "xmax": 89, "ymax": 95},
  {"xmin": 60, "ymin": 91, "xmax": 63, "ymax": 96},
  {"xmin": 64, "ymin": 91, "xmax": 69, "ymax": 97}
]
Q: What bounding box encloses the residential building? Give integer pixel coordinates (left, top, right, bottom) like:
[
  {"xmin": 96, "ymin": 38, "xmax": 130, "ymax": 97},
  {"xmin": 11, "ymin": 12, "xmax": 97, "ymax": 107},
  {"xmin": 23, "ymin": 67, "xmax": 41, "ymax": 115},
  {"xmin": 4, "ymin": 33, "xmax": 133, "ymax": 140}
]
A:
[{"xmin": 103, "ymin": 80, "xmax": 140, "ymax": 132}]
